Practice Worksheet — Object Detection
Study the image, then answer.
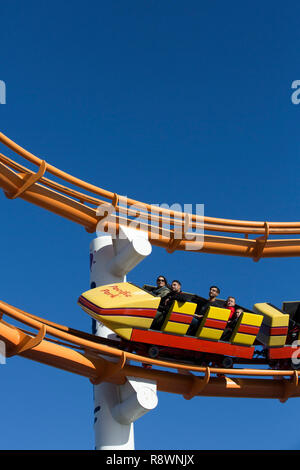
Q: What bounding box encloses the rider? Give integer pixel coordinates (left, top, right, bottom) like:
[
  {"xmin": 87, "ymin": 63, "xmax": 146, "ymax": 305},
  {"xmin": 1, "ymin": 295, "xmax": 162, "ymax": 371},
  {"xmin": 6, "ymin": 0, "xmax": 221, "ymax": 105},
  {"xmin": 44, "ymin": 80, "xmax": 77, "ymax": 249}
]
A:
[
  {"xmin": 186, "ymin": 285, "xmax": 223, "ymax": 336},
  {"xmin": 151, "ymin": 280, "xmax": 187, "ymax": 330},
  {"xmin": 151, "ymin": 275, "xmax": 171, "ymax": 298},
  {"xmin": 221, "ymin": 298, "xmax": 243, "ymax": 341}
]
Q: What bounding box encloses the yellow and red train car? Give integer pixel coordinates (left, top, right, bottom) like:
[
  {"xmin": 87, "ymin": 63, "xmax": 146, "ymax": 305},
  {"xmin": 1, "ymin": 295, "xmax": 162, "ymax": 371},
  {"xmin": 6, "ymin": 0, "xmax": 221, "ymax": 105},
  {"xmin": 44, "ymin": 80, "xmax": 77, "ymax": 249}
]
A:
[{"xmin": 78, "ymin": 282, "xmax": 300, "ymax": 368}]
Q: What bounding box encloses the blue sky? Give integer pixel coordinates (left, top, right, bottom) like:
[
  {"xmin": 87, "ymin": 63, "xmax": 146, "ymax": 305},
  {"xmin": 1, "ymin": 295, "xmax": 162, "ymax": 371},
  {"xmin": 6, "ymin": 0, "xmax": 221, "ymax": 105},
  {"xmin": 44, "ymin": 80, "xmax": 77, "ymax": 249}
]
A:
[{"xmin": 1, "ymin": 0, "xmax": 300, "ymax": 450}]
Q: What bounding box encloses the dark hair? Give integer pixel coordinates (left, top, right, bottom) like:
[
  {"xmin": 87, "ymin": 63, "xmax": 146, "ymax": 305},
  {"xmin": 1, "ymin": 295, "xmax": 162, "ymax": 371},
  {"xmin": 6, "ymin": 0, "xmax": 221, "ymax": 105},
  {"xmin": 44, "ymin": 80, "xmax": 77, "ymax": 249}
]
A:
[
  {"xmin": 210, "ymin": 285, "xmax": 220, "ymax": 294},
  {"xmin": 172, "ymin": 280, "xmax": 181, "ymax": 286},
  {"xmin": 156, "ymin": 275, "xmax": 168, "ymax": 284}
]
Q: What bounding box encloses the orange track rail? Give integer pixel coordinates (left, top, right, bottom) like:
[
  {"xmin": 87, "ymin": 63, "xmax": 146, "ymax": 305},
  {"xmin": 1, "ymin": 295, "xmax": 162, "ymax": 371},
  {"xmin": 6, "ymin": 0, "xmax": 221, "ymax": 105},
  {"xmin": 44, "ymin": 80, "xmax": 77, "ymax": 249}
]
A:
[
  {"xmin": 1, "ymin": 132, "xmax": 300, "ymax": 259},
  {"xmin": 0, "ymin": 299, "xmax": 300, "ymax": 402},
  {"xmin": 1, "ymin": 132, "xmax": 300, "ymax": 403}
]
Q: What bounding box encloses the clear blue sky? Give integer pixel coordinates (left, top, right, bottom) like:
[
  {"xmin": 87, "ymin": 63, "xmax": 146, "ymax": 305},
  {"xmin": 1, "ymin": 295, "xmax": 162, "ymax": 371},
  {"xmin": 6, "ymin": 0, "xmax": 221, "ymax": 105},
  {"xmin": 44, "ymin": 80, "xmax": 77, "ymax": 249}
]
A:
[{"xmin": 1, "ymin": 0, "xmax": 300, "ymax": 450}]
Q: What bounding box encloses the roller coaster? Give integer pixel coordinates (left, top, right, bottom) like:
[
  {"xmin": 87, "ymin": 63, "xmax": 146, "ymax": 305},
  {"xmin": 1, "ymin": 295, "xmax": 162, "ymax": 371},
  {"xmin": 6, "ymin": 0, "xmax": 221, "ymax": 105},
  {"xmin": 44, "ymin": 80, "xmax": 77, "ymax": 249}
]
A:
[{"xmin": 1, "ymin": 131, "xmax": 300, "ymax": 410}]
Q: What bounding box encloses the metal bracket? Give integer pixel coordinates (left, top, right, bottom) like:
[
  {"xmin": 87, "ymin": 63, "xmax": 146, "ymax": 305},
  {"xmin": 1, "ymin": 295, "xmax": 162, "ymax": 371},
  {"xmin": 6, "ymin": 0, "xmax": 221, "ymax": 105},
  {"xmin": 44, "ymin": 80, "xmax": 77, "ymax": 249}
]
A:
[
  {"xmin": 280, "ymin": 370, "xmax": 299, "ymax": 403},
  {"xmin": 90, "ymin": 351, "xmax": 126, "ymax": 385},
  {"xmin": 183, "ymin": 367, "xmax": 211, "ymax": 400},
  {"xmin": 6, "ymin": 160, "xmax": 47, "ymax": 200},
  {"xmin": 7, "ymin": 324, "xmax": 46, "ymax": 357},
  {"xmin": 166, "ymin": 235, "xmax": 181, "ymax": 253},
  {"xmin": 166, "ymin": 213, "xmax": 191, "ymax": 253},
  {"xmin": 252, "ymin": 222, "xmax": 269, "ymax": 262},
  {"xmin": 112, "ymin": 193, "xmax": 119, "ymax": 208}
]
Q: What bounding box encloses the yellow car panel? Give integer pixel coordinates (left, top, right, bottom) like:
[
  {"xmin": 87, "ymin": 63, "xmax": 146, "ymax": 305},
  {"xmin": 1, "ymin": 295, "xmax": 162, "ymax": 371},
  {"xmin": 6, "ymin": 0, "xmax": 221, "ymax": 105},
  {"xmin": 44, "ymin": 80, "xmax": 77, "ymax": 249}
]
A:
[
  {"xmin": 196, "ymin": 306, "xmax": 231, "ymax": 340},
  {"xmin": 230, "ymin": 312, "xmax": 263, "ymax": 346},
  {"xmin": 198, "ymin": 327, "xmax": 224, "ymax": 340},
  {"xmin": 162, "ymin": 300, "xmax": 197, "ymax": 335},
  {"xmin": 81, "ymin": 282, "xmax": 161, "ymax": 310},
  {"xmin": 78, "ymin": 282, "xmax": 160, "ymax": 340},
  {"xmin": 254, "ymin": 302, "xmax": 289, "ymax": 347}
]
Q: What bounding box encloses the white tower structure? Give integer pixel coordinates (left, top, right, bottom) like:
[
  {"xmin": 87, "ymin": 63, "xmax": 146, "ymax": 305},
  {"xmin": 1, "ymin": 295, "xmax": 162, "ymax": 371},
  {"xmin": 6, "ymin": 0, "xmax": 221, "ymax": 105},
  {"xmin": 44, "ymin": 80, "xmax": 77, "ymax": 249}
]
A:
[{"xmin": 90, "ymin": 225, "xmax": 158, "ymax": 450}]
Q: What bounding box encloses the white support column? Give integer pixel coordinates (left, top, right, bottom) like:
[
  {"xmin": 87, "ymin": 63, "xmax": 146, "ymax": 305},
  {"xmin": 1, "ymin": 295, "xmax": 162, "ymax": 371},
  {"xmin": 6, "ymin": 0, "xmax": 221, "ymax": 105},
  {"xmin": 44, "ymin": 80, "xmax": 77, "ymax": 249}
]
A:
[
  {"xmin": 112, "ymin": 377, "xmax": 158, "ymax": 425},
  {"xmin": 90, "ymin": 226, "xmax": 158, "ymax": 450}
]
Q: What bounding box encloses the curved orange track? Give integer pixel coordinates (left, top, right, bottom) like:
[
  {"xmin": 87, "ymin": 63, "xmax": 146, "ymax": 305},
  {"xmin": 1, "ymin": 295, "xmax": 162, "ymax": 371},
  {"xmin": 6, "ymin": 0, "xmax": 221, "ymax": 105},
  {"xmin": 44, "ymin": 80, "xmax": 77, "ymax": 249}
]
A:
[
  {"xmin": 1, "ymin": 299, "xmax": 300, "ymax": 402},
  {"xmin": 1, "ymin": 132, "xmax": 300, "ymax": 259},
  {"xmin": 1, "ymin": 132, "xmax": 300, "ymax": 403}
]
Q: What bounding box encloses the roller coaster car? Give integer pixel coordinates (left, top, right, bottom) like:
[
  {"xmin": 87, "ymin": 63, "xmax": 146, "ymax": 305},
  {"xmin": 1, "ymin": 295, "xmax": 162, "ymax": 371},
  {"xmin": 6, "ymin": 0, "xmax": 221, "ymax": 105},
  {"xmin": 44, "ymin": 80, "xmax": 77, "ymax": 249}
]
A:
[
  {"xmin": 78, "ymin": 283, "xmax": 300, "ymax": 368},
  {"xmin": 256, "ymin": 301, "xmax": 300, "ymax": 367},
  {"xmin": 78, "ymin": 282, "xmax": 269, "ymax": 366}
]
